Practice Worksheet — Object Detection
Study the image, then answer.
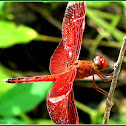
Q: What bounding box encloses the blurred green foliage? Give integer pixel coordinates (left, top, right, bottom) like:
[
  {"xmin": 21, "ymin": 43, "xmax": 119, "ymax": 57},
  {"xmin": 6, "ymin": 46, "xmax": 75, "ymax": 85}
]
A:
[
  {"xmin": 0, "ymin": 2, "xmax": 125, "ymax": 125},
  {"xmin": 0, "ymin": 21, "xmax": 38, "ymax": 48}
]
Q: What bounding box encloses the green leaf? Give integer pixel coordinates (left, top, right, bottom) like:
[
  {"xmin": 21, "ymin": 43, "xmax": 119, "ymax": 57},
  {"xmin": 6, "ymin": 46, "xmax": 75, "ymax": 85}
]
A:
[
  {"xmin": 0, "ymin": 81, "xmax": 53, "ymax": 116},
  {"xmin": 0, "ymin": 20, "xmax": 38, "ymax": 48},
  {"xmin": 0, "ymin": 117, "xmax": 25, "ymax": 124},
  {"xmin": 0, "ymin": 64, "xmax": 16, "ymax": 98},
  {"xmin": 35, "ymin": 119, "xmax": 54, "ymax": 124},
  {"xmin": 0, "ymin": 2, "xmax": 5, "ymax": 9},
  {"xmin": 0, "ymin": 64, "xmax": 26, "ymax": 98}
]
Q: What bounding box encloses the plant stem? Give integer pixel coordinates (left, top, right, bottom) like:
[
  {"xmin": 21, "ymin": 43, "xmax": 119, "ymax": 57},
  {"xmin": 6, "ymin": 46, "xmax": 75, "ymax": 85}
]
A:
[
  {"xmin": 103, "ymin": 36, "xmax": 126, "ymax": 124},
  {"xmin": 20, "ymin": 113, "xmax": 33, "ymax": 124}
]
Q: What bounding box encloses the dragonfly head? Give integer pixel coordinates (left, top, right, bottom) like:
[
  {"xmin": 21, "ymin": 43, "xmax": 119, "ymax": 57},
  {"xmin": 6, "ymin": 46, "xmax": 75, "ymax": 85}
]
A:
[{"xmin": 92, "ymin": 56, "xmax": 107, "ymax": 72}]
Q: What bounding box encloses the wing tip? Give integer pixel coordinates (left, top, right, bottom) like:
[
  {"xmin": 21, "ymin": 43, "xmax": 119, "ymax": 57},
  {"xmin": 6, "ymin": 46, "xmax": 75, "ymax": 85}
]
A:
[{"xmin": 67, "ymin": 1, "xmax": 86, "ymax": 7}]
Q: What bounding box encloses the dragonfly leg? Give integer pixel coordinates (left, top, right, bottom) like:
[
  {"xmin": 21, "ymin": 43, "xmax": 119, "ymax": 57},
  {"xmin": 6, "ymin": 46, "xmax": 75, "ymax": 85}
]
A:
[
  {"xmin": 95, "ymin": 71, "xmax": 115, "ymax": 82},
  {"xmin": 93, "ymin": 74, "xmax": 107, "ymax": 95}
]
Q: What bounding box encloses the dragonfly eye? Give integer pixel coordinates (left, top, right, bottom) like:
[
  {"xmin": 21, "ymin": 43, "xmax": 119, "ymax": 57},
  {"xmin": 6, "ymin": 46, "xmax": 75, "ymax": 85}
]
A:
[{"xmin": 93, "ymin": 56, "xmax": 107, "ymax": 72}]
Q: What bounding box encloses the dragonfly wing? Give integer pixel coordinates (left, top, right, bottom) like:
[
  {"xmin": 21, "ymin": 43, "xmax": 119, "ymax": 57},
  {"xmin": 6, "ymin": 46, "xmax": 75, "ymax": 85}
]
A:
[
  {"xmin": 50, "ymin": 2, "xmax": 86, "ymax": 75},
  {"xmin": 50, "ymin": 2, "xmax": 86, "ymax": 74},
  {"xmin": 49, "ymin": 40, "xmax": 68, "ymax": 75},
  {"xmin": 47, "ymin": 67, "xmax": 78, "ymax": 124},
  {"xmin": 62, "ymin": 1, "xmax": 86, "ymax": 64},
  {"xmin": 47, "ymin": 88, "xmax": 78, "ymax": 124}
]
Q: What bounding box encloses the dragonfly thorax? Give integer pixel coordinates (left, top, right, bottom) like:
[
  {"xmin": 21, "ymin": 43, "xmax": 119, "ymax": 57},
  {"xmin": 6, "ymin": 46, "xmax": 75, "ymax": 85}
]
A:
[{"xmin": 75, "ymin": 60, "xmax": 93, "ymax": 80}]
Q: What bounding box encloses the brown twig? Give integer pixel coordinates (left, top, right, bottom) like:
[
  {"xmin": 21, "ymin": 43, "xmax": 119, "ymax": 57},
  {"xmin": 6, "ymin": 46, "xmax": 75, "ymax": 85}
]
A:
[{"xmin": 103, "ymin": 36, "xmax": 126, "ymax": 124}]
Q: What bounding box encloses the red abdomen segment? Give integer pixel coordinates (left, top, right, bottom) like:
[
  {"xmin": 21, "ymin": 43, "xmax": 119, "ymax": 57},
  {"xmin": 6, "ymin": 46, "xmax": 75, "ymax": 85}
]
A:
[{"xmin": 3, "ymin": 74, "xmax": 59, "ymax": 83}]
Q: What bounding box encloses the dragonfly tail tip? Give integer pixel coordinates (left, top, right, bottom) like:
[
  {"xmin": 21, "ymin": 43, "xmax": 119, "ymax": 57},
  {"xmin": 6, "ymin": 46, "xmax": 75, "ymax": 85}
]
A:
[{"xmin": 2, "ymin": 79, "xmax": 7, "ymax": 82}]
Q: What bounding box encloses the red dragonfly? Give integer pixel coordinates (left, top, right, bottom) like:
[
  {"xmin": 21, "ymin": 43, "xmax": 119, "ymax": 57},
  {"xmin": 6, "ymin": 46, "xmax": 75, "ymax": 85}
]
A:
[{"xmin": 3, "ymin": 1, "xmax": 113, "ymax": 124}]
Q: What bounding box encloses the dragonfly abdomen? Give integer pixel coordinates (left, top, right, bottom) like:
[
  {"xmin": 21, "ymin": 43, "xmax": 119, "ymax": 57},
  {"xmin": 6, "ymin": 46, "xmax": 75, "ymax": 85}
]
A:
[{"xmin": 3, "ymin": 74, "xmax": 59, "ymax": 83}]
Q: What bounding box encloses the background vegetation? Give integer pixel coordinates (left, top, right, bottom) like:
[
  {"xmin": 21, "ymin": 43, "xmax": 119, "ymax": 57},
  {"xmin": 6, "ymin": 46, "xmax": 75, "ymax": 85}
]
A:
[{"xmin": 0, "ymin": 2, "xmax": 125, "ymax": 124}]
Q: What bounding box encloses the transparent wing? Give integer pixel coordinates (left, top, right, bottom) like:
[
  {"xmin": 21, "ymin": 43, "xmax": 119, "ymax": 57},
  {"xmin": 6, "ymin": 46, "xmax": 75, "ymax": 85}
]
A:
[
  {"xmin": 47, "ymin": 67, "xmax": 78, "ymax": 124},
  {"xmin": 62, "ymin": 1, "xmax": 86, "ymax": 64}
]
